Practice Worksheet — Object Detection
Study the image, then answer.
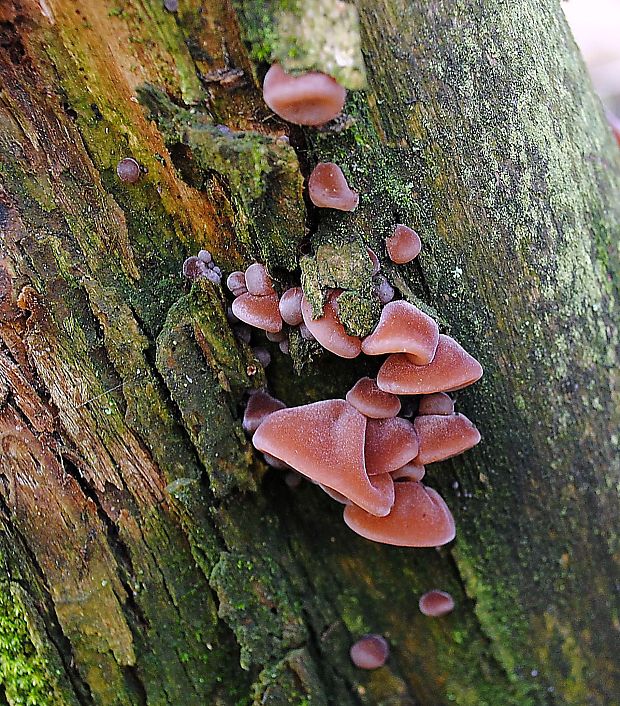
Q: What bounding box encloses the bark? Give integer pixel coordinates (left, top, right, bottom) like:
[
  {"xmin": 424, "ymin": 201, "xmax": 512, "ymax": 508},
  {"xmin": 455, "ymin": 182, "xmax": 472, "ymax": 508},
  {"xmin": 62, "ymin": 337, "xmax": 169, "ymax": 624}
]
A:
[{"xmin": 0, "ymin": 0, "xmax": 618, "ymax": 705}]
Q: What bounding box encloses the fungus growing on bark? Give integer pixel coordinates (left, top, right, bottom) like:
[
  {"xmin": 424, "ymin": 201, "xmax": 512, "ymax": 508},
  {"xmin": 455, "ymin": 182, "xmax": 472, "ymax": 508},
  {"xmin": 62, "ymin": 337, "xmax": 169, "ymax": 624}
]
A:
[
  {"xmin": 343, "ymin": 481, "xmax": 456, "ymax": 547},
  {"xmin": 386, "ymin": 225, "xmax": 421, "ymax": 264},
  {"xmin": 242, "ymin": 390, "xmax": 286, "ymax": 435},
  {"xmin": 279, "ymin": 287, "xmax": 304, "ymax": 326},
  {"xmin": 362, "ymin": 300, "xmax": 440, "ymax": 364},
  {"xmin": 301, "ymin": 291, "xmax": 362, "ymax": 358},
  {"xmin": 350, "ymin": 635, "xmax": 390, "ymax": 670},
  {"xmin": 263, "ymin": 452, "xmax": 291, "ymax": 471},
  {"xmin": 377, "ymin": 335, "xmax": 483, "ymax": 394},
  {"xmin": 253, "ymin": 346, "xmax": 271, "ymax": 368},
  {"xmin": 182, "ymin": 250, "xmax": 222, "ymax": 283},
  {"xmin": 391, "ymin": 461, "xmax": 425, "ymax": 482},
  {"xmin": 308, "ymin": 162, "xmax": 359, "ymax": 211},
  {"xmin": 226, "ymin": 271, "xmax": 247, "ymax": 297},
  {"xmin": 414, "ymin": 413, "xmax": 481, "ymax": 465},
  {"xmin": 418, "ymin": 590, "xmax": 455, "ymax": 617},
  {"xmin": 345, "ymin": 377, "xmax": 401, "ymax": 419},
  {"xmin": 364, "ymin": 417, "xmax": 419, "ymax": 475},
  {"xmin": 367, "ymin": 247, "xmax": 380, "ymax": 275},
  {"xmin": 252, "ymin": 400, "xmax": 394, "ymax": 516},
  {"xmin": 418, "ymin": 392, "xmax": 455, "ymax": 416},
  {"xmin": 245, "ymin": 263, "xmax": 275, "ymax": 296},
  {"xmin": 374, "ymin": 276, "xmax": 395, "ymax": 304},
  {"xmin": 263, "ymin": 64, "xmax": 346, "ymax": 126},
  {"xmin": 117, "ymin": 157, "xmax": 141, "ymax": 183}
]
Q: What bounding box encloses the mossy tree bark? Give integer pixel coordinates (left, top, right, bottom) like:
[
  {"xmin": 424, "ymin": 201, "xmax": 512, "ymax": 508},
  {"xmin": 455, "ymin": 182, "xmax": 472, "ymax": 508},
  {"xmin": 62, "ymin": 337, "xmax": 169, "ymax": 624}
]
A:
[{"xmin": 0, "ymin": 0, "xmax": 618, "ymax": 704}]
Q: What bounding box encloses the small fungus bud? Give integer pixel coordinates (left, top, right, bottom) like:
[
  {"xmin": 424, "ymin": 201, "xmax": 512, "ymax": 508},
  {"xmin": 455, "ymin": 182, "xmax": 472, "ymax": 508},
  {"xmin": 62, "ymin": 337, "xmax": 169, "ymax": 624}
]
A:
[
  {"xmin": 386, "ymin": 225, "xmax": 422, "ymax": 264},
  {"xmin": 345, "ymin": 377, "xmax": 401, "ymax": 419},
  {"xmin": 198, "ymin": 249, "xmax": 212, "ymax": 263},
  {"xmin": 263, "ymin": 64, "xmax": 346, "ymax": 126},
  {"xmin": 418, "ymin": 392, "xmax": 455, "ymax": 416},
  {"xmin": 279, "ymin": 287, "xmax": 304, "ymax": 326},
  {"xmin": 362, "ymin": 300, "xmax": 439, "ymax": 363},
  {"xmin": 308, "ymin": 162, "xmax": 359, "ymax": 211},
  {"xmin": 243, "ymin": 390, "xmax": 286, "ymax": 435},
  {"xmin": 350, "ymin": 635, "xmax": 389, "ymax": 670},
  {"xmin": 419, "ymin": 590, "xmax": 455, "ymax": 617},
  {"xmin": 374, "ymin": 275, "xmax": 395, "ymax": 304},
  {"xmin": 116, "ymin": 157, "xmax": 141, "ymax": 183},
  {"xmin": 245, "ymin": 263, "xmax": 275, "ymax": 296},
  {"xmin": 414, "ymin": 413, "xmax": 481, "ymax": 465},
  {"xmin": 300, "ymin": 291, "xmax": 361, "ymax": 358},
  {"xmin": 226, "ymin": 271, "xmax": 248, "ymax": 297},
  {"xmin": 367, "ymin": 247, "xmax": 380, "ymax": 275},
  {"xmin": 182, "ymin": 256, "xmax": 207, "ymax": 281},
  {"xmin": 391, "ymin": 462, "xmax": 426, "ymax": 482}
]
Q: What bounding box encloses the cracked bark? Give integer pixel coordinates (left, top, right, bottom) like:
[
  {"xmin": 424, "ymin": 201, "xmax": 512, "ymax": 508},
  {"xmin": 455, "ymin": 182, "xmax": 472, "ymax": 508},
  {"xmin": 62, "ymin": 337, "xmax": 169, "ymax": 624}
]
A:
[{"xmin": 0, "ymin": 0, "xmax": 619, "ymax": 705}]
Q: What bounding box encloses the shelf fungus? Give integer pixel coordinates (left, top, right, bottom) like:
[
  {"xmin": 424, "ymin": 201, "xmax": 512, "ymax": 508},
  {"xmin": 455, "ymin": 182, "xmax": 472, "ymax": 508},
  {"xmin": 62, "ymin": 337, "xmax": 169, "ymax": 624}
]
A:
[
  {"xmin": 308, "ymin": 162, "xmax": 359, "ymax": 211},
  {"xmin": 350, "ymin": 634, "xmax": 390, "ymax": 670},
  {"xmin": 418, "ymin": 590, "xmax": 455, "ymax": 617},
  {"xmin": 386, "ymin": 224, "xmax": 422, "ymax": 264},
  {"xmin": 263, "ymin": 64, "xmax": 346, "ymax": 126},
  {"xmin": 229, "ymin": 264, "xmax": 282, "ymax": 334},
  {"xmin": 414, "ymin": 413, "xmax": 481, "ymax": 465}
]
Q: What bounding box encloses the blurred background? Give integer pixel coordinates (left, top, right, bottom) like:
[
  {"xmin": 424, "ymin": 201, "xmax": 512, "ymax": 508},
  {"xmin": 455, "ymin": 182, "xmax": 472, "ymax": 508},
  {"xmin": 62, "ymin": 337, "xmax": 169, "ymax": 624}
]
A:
[{"xmin": 564, "ymin": 0, "xmax": 620, "ymax": 116}]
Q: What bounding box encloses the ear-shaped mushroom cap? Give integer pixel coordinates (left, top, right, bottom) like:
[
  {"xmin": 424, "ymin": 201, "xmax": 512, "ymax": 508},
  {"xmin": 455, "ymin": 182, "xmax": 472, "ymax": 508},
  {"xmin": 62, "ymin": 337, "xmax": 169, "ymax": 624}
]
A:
[
  {"xmin": 414, "ymin": 413, "xmax": 481, "ymax": 464},
  {"xmin": 243, "ymin": 390, "xmax": 286, "ymax": 435},
  {"xmin": 418, "ymin": 590, "xmax": 455, "ymax": 617},
  {"xmin": 279, "ymin": 287, "xmax": 304, "ymax": 326},
  {"xmin": 377, "ymin": 335, "xmax": 483, "ymax": 394},
  {"xmin": 253, "ymin": 400, "xmax": 394, "ymax": 516},
  {"xmin": 344, "ymin": 481, "xmax": 456, "ymax": 547},
  {"xmin": 367, "ymin": 247, "xmax": 381, "ymax": 275},
  {"xmin": 301, "ymin": 291, "xmax": 362, "ymax": 358},
  {"xmin": 226, "ymin": 271, "xmax": 247, "ymax": 296},
  {"xmin": 245, "ymin": 263, "xmax": 275, "ymax": 296},
  {"xmin": 345, "ymin": 377, "xmax": 401, "ymax": 419},
  {"xmin": 308, "ymin": 162, "xmax": 359, "ymax": 211},
  {"xmin": 364, "ymin": 417, "xmax": 419, "ymax": 475},
  {"xmin": 232, "ymin": 292, "xmax": 282, "ymax": 333},
  {"xmin": 386, "ymin": 225, "xmax": 422, "ymax": 264},
  {"xmin": 361, "ymin": 301, "xmax": 440, "ymax": 364},
  {"xmin": 350, "ymin": 634, "xmax": 390, "ymax": 669},
  {"xmin": 263, "ymin": 64, "xmax": 346, "ymax": 126},
  {"xmin": 391, "ymin": 461, "xmax": 425, "ymax": 482},
  {"xmin": 417, "ymin": 392, "xmax": 455, "ymax": 416}
]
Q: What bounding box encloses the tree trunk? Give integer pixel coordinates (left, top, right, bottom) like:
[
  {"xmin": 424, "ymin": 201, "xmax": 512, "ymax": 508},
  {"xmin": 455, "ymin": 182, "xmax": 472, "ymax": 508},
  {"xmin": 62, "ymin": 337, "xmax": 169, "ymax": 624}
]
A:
[{"xmin": 0, "ymin": 0, "xmax": 618, "ymax": 704}]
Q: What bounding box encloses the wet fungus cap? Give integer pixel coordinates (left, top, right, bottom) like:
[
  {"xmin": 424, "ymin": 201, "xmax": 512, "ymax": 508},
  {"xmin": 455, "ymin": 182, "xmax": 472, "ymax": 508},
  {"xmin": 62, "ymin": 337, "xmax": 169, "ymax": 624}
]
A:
[
  {"xmin": 364, "ymin": 416, "xmax": 419, "ymax": 475},
  {"xmin": 343, "ymin": 481, "xmax": 456, "ymax": 547},
  {"xmin": 116, "ymin": 157, "xmax": 141, "ymax": 183},
  {"xmin": 226, "ymin": 271, "xmax": 247, "ymax": 297},
  {"xmin": 350, "ymin": 634, "xmax": 390, "ymax": 670},
  {"xmin": 308, "ymin": 162, "xmax": 359, "ymax": 211},
  {"xmin": 377, "ymin": 334, "xmax": 483, "ymax": 395},
  {"xmin": 301, "ymin": 290, "xmax": 362, "ymax": 358},
  {"xmin": 414, "ymin": 413, "xmax": 481, "ymax": 465},
  {"xmin": 232, "ymin": 292, "xmax": 282, "ymax": 334},
  {"xmin": 252, "ymin": 399, "xmax": 395, "ymax": 516},
  {"xmin": 362, "ymin": 300, "xmax": 440, "ymax": 364},
  {"xmin": 345, "ymin": 377, "xmax": 401, "ymax": 419},
  {"xmin": 244, "ymin": 263, "xmax": 276, "ymax": 296},
  {"xmin": 279, "ymin": 287, "xmax": 304, "ymax": 326},
  {"xmin": 386, "ymin": 224, "xmax": 422, "ymax": 264},
  {"xmin": 263, "ymin": 64, "xmax": 346, "ymax": 126},
  {"xmin": 418, "ymin": 590, "xmax": 455, "ymax": 617}
]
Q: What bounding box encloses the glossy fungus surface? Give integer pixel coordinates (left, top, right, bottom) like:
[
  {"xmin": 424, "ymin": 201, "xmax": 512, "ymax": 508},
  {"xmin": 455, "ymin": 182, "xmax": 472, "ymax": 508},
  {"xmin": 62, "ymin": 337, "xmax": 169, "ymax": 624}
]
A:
[
  {"xmin": 245, "ymin": 263, "xmax": 275, "ymax": 296},
  {"xmin": 418, "ymin": 392, "xmax": 455, "ymax": 416},
  {"xmin": 308, "ymin": 162, "xmax": 359, "ymax": 211},
  {"xmin": 419, "ymin": 590, "xmax": 455, "ymax": 617},
  {"xmin": 344, "ymin": 481, "xmax": 455, "ymax": 547},
  {"xmin": 350, "ymin": 635, "xmax": 390, "ymax": 670},
  {"xmin": 243, "ymin": 391, "xmax": 286, "ymax": 435},
  {"xmin": 232, "ymin": 292, "xmax": 282, "ymax": 333},
  {"xmin": 116, "ymin": 157, "xmax": 141, "ymax": 183},
  {"xmin": 362, "ymin": 300, "xmax": 439, "ymax": 364},
  {"xmin": 263, "ymin": 64, "xmax": 346, "ymax": 126},
  {"xmin": 364, "ymin": 417, "xmax": 419, "ymax": 475},
  {"xmin": 253, "ymin": 400, "xmax": 394, "ymax": 516},
  {"xmin": 414, "ymin": 413, "xmax": 481, "ymax": 464},
  {"xmin": 301, "ymin": 291, "xmax": 362, "ymax": 358},
  {"xmin": 345, "ymin": 377, "xmax": 401, "ymax": 419},
  {"xmin": 386, "ymin": 225, "xmax": 422, "ymax": 264},
  {"xmin": 279, "ymin": 287, "xmax": 304, "ymax": 326},
  {"xmin": 377, "ymin": 335, "xmax": 483, "ymax": 394}
]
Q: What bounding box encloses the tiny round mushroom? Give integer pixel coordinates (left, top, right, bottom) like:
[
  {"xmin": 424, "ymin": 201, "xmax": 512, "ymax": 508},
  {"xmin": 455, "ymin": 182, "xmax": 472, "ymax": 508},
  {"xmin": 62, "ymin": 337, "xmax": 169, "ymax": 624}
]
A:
[
  {"xmin": 198, "ymin": 249, "xmax": 213, "ymax": 264},
  {"xmin": 418, "ymin": 392, "xmax": 455, "ymax": 416},
  {"xmin": 374, "ymin": 275, "xmax": 395, "ymax": 304},
  {"xmin": 182, "ymin": 256, "xmax": 207, "ymax": 281},
  {"xmin": 117, "ymin": 157, "xmax": 141, "ymax": 183},
  {"xmin": 346, "ymin": 377, "xmax": 401, "ymax": 419},
  {"xmin": 298, "ymin": 322, "xmax": 316, "ymax": 341},
  {"xmin": 386, "ymin": 225, "xmax": 422, "ymax": 264},
  {"xmin": 163, "ymin": 0, "xmax": 178, "ymax": 11},
  {"xmin": 350, "ymin": 635, "xmax": 390, "ymax": 670},
  {"xmin": 279, "ymin": 339, "xmax": 290, "ymax": 355},
  {"xmin": 279, "ymin": 287, "xmax": 304, "ymax": 326},
  {"xmin": 226, "ymin": 271, "xmax": 248, "ymax": 297},
  {"xmin": 284, "ymin": 470, "xmax": 303, "ymax": 488},
  {"xmin": 232, "ymin": 324, "xmax": 252, "ymax": 344},
  {"xmin": 419, "ymin": 590, "xmax": 455, "ymax": 617},
  {"xmin": 308, "ymin": 163, "xmax": 359, "ymax": 212},
  {"xmin": 263, "ymin": 64, "xmax": 346, "ymax": 126}
]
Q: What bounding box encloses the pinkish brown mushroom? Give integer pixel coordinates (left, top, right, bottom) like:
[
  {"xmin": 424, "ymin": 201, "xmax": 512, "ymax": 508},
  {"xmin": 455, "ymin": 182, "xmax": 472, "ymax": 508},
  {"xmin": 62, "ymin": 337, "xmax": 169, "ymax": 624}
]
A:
[
  {"xmin": 386, "ymin": 225, "xmax": 421, "ymax": 264},
  {"xmin": 263, "ymin": 452, "xmax": 291, "ymax": 471},
  {"xmin": 364, "ymin": 416, "xmax": 419, "ymax": 475},
  {"xmin": 345, "ymin": 377, "xmax": 401, "ymax": 419},
  {"xmin": 308, "ymin": 163, "xmax": 359, "ymax": 211},
  {"xmin": 414, "ymin": 413, "xmax": 481, "ymax": 464},
  {"xmin": 377, "ymin": 335, "xmax": 483, "ymax": 395},
  {"xmin": 417, "ymin": 392, "xmax": 455, "ymax": 416},
  {"xmin": 318, "ymin": 483, "xmax": 351, "ymax": 505},
  {"xmin": 391, "ymin": 461, "xmax": 426, "ymax": 482},
  {"xmin": 300, "ymin": 291, "xmax": 362, "ymax": 359},
  {"xmin": 350, "ymin": 634, "xmax": 389, "ymax": 670},
  {"xmin": 252, "ymin": 400, "xmax": 395, "ymax": 516},
  {"xmin": 232, "ymin": 292, "xmax": 282, "ymax": 334},
  {"xmin": 243, "ymin": 390, "xmax": 286, "ymax": 435},
  {"xmin": 418, "ymin": 590, "xmax": 455, "ymax": 617},
  {"xmin": 279, "ymin": 287, "xmax": 304, "ymax": 326},
  {"xmin": 361, "ymin": 300, "xmax": 439, "ymax": 364},
  {"xmin": 263, "ymin": 64, "xmax": 346, "ymax": 126},
  {"xmin": 226, "ymin": 271, "xmax": 247, "ymax": 297},
  {"xmin": 343, "ymin": 481, "xmax": 456, "ymax": 547},
  {"xmin": 244, "ymin": 263, "xmax": 276, "ymax": 296}
]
